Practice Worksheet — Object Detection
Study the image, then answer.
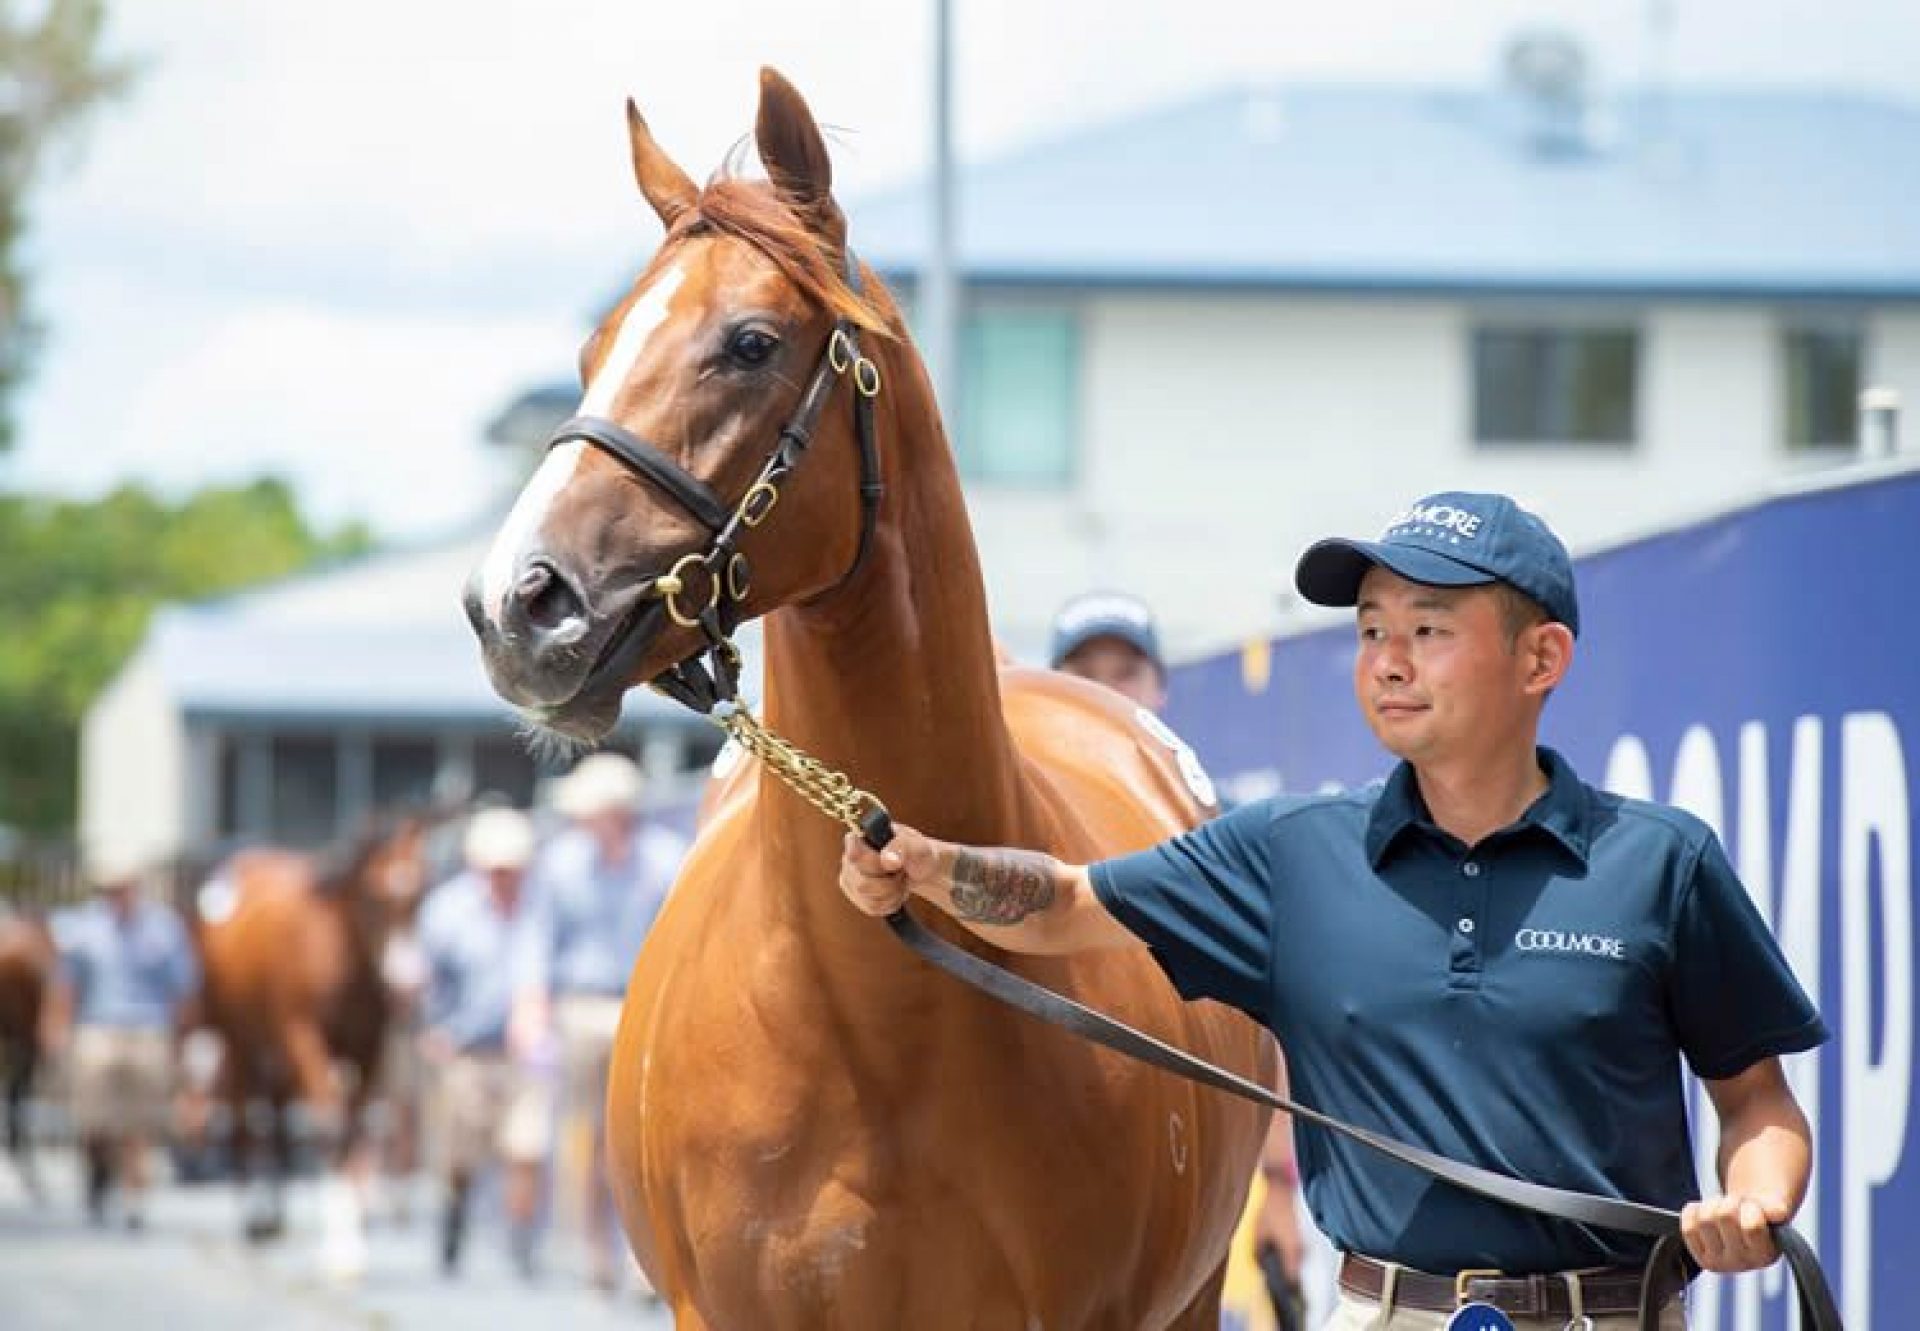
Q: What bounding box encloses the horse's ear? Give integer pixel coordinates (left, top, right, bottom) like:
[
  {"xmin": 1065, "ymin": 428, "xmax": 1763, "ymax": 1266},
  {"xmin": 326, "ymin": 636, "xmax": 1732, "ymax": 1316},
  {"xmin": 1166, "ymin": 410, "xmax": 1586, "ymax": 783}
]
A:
[
  {"xmin": 626, "ymin": 97, "xmax": 697, "ymax": 228},
  {"xmin": 754, "ymin": 66, "xmax": 846, "ymax": 249}
]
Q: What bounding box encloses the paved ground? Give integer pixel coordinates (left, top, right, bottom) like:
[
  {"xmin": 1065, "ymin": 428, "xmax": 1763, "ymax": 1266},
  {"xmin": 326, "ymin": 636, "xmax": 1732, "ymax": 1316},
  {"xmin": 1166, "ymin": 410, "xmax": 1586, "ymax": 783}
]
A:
[{"xmin": 0, "ymin": 1149, "xmax": 673, "ymax": 1330}]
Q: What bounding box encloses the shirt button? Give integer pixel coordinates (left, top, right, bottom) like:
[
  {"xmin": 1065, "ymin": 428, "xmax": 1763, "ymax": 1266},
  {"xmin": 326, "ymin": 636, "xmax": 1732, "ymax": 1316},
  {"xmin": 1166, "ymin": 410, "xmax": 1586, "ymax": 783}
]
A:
[
  {"xmin": 1462, "ymin": 861, "xmax": 1482, "ymax": 878},
  {"xmin": 1458, "ymin": 917, "xmax": 1476, "ymax": 934}
]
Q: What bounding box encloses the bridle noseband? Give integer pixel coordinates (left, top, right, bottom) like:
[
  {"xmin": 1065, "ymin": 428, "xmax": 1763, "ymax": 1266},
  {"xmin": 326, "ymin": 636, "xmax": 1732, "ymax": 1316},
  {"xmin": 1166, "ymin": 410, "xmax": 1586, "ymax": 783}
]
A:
[{"xmin": 542, "ymin": 250, "xmax": 884, "ymax": 714}]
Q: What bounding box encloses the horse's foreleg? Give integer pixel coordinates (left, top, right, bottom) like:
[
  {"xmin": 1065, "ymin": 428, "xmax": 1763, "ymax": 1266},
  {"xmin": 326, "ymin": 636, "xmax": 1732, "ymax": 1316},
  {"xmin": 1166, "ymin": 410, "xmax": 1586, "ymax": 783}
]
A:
[
  {"xmin": 4, "ymin": 1041, "xmax": 40, "ymax": 1201},
  {"xmin": 285, "ymin": 1024, "xmax": 370, "ymax": 1284}
]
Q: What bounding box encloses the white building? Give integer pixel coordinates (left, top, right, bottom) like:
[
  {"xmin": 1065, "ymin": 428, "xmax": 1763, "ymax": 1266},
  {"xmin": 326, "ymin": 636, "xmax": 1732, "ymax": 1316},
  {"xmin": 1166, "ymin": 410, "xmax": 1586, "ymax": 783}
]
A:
[{"xmin": 835, "ymin": 79, "xmax": 1920, "ymax": 656}]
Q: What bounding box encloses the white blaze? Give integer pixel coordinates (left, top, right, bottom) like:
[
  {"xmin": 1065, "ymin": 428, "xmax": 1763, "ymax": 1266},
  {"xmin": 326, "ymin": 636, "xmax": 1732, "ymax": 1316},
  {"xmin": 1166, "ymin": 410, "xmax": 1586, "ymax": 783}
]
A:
[{"xmin": 478, "ymin": 264, "xmax": 686, "ymax": 620}]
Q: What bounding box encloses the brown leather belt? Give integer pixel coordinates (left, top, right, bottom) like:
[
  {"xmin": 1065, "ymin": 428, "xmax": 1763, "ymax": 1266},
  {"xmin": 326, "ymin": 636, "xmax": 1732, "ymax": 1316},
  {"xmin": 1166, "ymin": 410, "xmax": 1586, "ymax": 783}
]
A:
[{"xmin": 1339, "ymin": 1252, "xmax": 1689, "ymax": 1318}]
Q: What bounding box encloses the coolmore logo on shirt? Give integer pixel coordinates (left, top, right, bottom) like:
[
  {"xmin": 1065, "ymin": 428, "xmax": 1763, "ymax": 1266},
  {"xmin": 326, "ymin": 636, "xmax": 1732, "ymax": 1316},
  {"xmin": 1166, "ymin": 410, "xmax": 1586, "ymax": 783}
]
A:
[
  {"xmin": 1385, "ymin": 503, "xmax": 1485, "ymax": 545},
  {"xmin": 1514, "ymin": 927, "xmax": 1626, "ymax": 960}
]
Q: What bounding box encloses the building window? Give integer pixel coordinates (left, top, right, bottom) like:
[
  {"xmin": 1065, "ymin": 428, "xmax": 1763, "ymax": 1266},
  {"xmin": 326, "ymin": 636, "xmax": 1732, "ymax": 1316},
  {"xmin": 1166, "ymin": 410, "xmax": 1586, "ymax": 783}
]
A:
[
  {"xmin": 473, "ymin": 735, "xmax": 538, "ymax": 807},
  {"xmin": 1471, "ymin": 325, "xmax": 1638, "ymax": 446},
  {"xmin": 271, "ymin": 735, "xmax": 338, "ymax": 847},
  {"xmin": 1782, "ymin": 323, "xmax": 1862, "ymax": 452},
  {"xmin": 372, "ymin": 737, "xmax": 439, "ymax": 809},
  {"xmin": 955, "ymin": 308, "xmax": 1077, "ymax": 486}
]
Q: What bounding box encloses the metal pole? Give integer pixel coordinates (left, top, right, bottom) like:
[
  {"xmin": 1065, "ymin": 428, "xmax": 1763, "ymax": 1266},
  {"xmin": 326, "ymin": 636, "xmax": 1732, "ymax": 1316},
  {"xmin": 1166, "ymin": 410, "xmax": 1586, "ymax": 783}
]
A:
[{"xmin": 920, "ymin": 0, "xmax": 960, "ymax": 414}]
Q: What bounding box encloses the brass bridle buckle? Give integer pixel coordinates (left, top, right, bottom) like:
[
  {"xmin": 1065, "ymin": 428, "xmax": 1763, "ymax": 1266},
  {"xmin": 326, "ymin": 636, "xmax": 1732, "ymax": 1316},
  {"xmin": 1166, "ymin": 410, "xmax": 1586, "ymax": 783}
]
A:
[
  {"xmin": 828, "ymin": 326, "xmax": 883, "ymax": 399},
  {"xmin": 828, "ymin": 327, "xmax": 856, "ymax": 373},
  {"xmin": 655, "ymin": 551, "xmax": 722, "ymax": 628}
]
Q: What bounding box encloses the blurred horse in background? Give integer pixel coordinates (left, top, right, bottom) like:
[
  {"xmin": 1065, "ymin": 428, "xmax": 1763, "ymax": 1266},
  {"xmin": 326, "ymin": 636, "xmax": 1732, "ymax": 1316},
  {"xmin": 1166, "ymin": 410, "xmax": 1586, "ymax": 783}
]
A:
[
  {"xmin": 194, "ymin": 811, "xmax": 438, "ymax": 1275},
  {"xmin": 0, "ymin": 911, "xmax": 55, "ymax": 1200}
]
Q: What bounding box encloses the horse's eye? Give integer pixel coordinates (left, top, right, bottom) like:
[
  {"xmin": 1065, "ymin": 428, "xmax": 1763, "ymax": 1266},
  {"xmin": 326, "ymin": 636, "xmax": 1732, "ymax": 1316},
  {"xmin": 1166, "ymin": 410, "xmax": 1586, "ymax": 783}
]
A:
[{"xmin": 727, "ymin": 327, "xmax": 780, "ymax": 368}]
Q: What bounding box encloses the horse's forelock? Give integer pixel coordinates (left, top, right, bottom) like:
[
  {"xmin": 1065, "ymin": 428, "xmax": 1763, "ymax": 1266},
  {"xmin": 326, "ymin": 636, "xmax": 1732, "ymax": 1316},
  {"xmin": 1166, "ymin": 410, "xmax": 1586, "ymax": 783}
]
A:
[{"xmin": 683, "ymin": 174, "xmax": 895, "ymax": 338}]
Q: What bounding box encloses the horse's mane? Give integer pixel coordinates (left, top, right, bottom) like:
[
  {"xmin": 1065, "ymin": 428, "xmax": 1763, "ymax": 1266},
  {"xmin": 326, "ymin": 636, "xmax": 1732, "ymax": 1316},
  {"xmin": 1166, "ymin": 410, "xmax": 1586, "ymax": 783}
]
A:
[
  {"xmin": 684, "ymin": 162, "xmax": 898, "ymax": 339},
  {"xmin": 314, "ymin": 802, "xmax": 446, "ymax": 898}
]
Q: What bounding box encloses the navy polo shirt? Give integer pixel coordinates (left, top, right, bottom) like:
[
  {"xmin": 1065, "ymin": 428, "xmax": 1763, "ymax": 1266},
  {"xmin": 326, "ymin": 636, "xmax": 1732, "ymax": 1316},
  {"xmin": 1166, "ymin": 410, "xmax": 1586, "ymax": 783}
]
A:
[{"xmin": 1089, "ymin": 747, "xmax": 1827, "ymax": 1274}]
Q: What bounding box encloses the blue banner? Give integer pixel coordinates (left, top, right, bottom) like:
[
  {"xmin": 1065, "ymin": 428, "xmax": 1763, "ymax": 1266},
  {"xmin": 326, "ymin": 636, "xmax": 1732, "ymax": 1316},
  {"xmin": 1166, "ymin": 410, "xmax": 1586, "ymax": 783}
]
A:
[{"xmin": 1164, "ymin": 468, "xmax": 1918, "ymax": 1329}]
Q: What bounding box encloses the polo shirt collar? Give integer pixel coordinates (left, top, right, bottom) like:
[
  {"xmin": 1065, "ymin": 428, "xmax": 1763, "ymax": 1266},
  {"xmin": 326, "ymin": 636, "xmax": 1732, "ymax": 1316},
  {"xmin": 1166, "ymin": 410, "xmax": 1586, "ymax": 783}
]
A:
[{"xmin": 1365, "ymin": 746, "xmax": 1593, "ymax": 867}]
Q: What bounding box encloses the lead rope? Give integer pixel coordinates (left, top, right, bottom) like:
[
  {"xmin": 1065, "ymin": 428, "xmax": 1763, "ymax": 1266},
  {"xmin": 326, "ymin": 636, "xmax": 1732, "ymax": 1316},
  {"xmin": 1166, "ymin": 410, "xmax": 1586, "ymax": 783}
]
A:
[{"xmin": 705, "ymin": 702, "xmax": 1842, "ymax": 1331}]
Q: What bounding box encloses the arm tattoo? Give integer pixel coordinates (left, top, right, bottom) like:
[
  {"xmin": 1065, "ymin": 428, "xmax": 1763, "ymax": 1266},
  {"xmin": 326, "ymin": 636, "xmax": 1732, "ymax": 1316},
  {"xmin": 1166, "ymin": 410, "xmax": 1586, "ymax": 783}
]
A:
[{"xmin": 947, "ymin": 849, "xmax": 1057, "ymax": 926}]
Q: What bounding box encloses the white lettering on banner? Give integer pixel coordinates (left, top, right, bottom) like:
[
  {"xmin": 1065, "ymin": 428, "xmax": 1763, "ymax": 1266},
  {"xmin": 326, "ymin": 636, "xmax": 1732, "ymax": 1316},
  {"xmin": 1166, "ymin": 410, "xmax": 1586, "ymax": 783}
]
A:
[
  {"xmin": 1659, "ymin": 723, "xmax": 1738, "ymax": 1331},
  {"xmin": 1601, "ymin": 713, "xmax": 1905, "ymax": 1331},
  {"xmin": 1601, "ymin": 734, "xmax": 1654, "ymax": 801},
  {"xmin": 1842, "ymin": 712, "xmax": 1912, "ymax": 1331},
  {"xmin": 1667, "ymin": 724, "xmax": 1727, "ymax": 838},
  {"xmin": 1707, "ymin": 720, "xmax": 1828, "ymax": 1331}
]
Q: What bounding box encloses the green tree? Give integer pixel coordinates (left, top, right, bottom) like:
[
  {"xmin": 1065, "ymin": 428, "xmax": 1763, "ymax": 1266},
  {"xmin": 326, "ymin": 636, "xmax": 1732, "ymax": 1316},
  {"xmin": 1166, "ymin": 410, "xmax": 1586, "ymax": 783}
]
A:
[
  {"xmin": 0, "ymin": 477, "xmax": 372, "ymax": 833},
  {"xmin": 0, "ymin": 0, "xmax": 134, "ymax": 450}
]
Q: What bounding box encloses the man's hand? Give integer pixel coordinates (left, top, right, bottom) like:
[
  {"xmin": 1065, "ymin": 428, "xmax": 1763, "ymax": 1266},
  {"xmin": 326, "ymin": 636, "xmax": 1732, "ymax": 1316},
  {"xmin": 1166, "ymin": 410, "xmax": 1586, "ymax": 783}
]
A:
[
  {"xmin": 838, "ymin": 824, "xmax": 944, "ymax": 917},
  {"xmin": 841, "ymin": 825, "xmax": 1129, "ymax": 956},
  {"xmin": 1681, "ymin": 1193, "xmax": 1789, "ymax": 1272}
]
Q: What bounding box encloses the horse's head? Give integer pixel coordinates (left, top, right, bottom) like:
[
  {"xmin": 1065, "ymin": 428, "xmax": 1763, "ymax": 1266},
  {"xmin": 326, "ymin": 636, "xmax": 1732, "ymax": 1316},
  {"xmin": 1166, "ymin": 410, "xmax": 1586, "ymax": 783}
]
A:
[
  {"xmin": 465, "ymin": 69, "xmax": 896, "ymax": 743},
  {"xmin": 323, "ymin": 812, "xmax": 436, "ymax": 953}
]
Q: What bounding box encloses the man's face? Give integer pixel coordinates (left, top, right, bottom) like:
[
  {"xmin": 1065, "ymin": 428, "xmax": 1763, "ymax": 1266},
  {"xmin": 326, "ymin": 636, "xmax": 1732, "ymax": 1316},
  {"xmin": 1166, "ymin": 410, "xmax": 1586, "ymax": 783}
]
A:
[
  {"xmin": 1352, "ymin": 566, "xmax": 1544, "ymax": 764},
  {"xmin": 1060, "ymin": 636, "xmax": 1167, "ymax": 712}
]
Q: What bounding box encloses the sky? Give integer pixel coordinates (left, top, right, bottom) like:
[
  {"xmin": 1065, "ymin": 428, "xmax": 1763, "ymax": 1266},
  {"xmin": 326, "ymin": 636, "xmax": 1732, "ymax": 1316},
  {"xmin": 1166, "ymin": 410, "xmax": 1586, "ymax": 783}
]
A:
[{"xmin": 8, "ymin": 0, "xmax": 1918, "ymax": 541}]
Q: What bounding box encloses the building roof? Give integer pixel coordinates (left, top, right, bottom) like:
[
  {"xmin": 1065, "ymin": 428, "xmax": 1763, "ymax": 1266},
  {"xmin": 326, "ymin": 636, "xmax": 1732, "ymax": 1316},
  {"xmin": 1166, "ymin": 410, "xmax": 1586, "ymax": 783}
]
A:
[
  {"xmin": 142, "ymin": 532, "xmax": 747, "ymax": 728},
  {"xmin": 844, "ymin": 84, "xmax": 1920, "ymax": 298}
]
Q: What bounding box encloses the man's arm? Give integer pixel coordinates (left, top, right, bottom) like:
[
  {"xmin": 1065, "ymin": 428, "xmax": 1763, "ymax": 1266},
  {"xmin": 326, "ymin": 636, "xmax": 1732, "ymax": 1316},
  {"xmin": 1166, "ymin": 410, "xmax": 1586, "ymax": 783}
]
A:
[
  {"xmin": 1683, "ymin": 1056, "xmax": 1814, "ymax": 1272},
  {"xmin": 839, "ymin": 824, "xmax": 1136, "ymax": 955}
]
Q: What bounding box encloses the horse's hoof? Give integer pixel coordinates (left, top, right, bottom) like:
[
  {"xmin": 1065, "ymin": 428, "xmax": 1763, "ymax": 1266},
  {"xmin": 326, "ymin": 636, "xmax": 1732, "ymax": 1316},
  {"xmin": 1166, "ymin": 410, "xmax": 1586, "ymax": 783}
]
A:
[{"xmin": 243, "ymin": 1217, "xmax": 284, "ymax": 1243}]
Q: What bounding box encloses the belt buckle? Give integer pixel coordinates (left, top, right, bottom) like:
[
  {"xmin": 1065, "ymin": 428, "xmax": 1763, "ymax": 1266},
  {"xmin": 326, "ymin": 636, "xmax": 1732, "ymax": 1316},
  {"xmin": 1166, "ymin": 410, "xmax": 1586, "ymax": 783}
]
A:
[
  {"xmin": 1453, "ymin": 1268, "xmax": 1503, "ymax": 1308},
  {"xmin": 1447, "ymin": 1269, "xmax": 1517, "ymax": 1331}
]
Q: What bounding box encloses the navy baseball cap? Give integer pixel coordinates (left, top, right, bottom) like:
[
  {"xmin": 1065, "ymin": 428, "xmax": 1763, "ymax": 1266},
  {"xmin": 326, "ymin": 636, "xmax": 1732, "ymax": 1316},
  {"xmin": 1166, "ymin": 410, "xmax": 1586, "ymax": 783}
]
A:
[
  {"xmin": 1049, "ymin": 591, "xmax": 1165, "ymax": 673},
  {"xmin": 1293, "ymin": 491, "xmax": 1580, "ymax": 635}
]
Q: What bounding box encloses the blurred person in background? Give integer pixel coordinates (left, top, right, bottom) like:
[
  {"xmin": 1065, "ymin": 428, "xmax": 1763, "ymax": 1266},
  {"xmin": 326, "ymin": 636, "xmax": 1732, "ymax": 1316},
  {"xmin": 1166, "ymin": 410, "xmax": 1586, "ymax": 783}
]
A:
[
  {"xmin": 511, "ymin": 752, "xmax": 687, "ymax": 1293},
  {"xmin": 418, "ymin": 806, "xmax": 546, "ymax": 1278},
  {"xmin": 1050, "ymin": 590, "xmax": 1316, "ymax": 1331},
  {"xmin": 43, "ymin": 846, "xmax": 199, "ymax": 1230}
]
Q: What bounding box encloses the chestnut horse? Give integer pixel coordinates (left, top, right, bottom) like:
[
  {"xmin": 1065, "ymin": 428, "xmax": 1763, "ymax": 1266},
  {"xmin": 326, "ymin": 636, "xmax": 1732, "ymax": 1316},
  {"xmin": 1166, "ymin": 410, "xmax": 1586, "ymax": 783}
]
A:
[
  {"xmin": 0, "ymin": 911, "xmax": 54, "ymax": 1199},
  {"xmin": 194, "ymin": 814, "xmax": 432, "ymax": 1261},
  {"xmin": 465, "ymin": 70, "xmax": 1270, "ymax": 1328}
]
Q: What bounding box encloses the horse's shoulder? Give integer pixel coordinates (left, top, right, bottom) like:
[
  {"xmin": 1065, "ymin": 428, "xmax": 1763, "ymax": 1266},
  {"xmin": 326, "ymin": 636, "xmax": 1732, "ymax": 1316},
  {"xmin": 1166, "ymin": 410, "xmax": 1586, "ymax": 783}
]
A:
[
  {"xmin": 997, "ymin": 666, "xmax": 1218, "ymax": 848},
  {"xmin": 694, "ymin": 737, "xmax": 760, "ymax": 832}
]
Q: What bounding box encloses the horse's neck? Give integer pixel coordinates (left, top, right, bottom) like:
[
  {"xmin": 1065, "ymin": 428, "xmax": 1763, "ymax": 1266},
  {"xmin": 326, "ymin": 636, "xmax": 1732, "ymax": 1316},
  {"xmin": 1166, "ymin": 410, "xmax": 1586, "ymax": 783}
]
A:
[{"xmin": 753, "ymin": 352, "xmax": 1036, "ymax": 958}]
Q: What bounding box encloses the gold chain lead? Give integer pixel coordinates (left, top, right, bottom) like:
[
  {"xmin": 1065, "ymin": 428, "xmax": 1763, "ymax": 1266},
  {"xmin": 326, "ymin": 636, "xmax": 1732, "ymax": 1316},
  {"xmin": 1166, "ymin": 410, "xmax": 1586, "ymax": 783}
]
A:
[{"xmin": 713, "ymin": 707, "xmax": 879, "ymax": 836}]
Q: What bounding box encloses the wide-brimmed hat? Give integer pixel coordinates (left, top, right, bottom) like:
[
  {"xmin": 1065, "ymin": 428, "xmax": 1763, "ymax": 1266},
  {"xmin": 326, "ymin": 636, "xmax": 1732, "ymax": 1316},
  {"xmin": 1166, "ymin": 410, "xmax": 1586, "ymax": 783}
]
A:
[
  {"xmin": 555, "ymin": 752, "xmax": 644, "ymax": 819},
  {"xmin": 83, "ymin": 842, "xmax": 152, "ymax": 892},
  {"xmin": 463, "ymin": 807, "xmax": 535, "ymax": 871}
]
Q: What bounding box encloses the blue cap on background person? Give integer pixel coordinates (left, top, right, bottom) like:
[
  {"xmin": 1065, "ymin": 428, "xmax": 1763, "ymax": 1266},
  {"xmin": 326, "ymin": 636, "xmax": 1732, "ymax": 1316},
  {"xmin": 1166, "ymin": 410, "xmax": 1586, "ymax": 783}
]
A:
[
  {"xmin": 1049, "ymin": 591, "xmax": 1165, "ymax": 676},
  {"xmin": 1292, "ymin": 491, "xmax": 1580, "ymax": 635}
]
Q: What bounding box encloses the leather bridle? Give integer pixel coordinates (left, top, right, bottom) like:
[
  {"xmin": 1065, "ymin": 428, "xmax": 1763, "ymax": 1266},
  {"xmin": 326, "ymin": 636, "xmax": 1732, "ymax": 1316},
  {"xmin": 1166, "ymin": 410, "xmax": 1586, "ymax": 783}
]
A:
[{"xmin": 543, "ymin": 250, "xmax": 884, "ymax": 715}]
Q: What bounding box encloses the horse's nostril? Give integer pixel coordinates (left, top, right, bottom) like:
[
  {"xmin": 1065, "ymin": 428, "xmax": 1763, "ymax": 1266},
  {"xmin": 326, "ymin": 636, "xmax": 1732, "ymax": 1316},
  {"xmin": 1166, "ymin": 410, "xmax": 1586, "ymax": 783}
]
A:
[{"xmin": 516, "ymin": 560, "xmax": 587, "ymax": 633}]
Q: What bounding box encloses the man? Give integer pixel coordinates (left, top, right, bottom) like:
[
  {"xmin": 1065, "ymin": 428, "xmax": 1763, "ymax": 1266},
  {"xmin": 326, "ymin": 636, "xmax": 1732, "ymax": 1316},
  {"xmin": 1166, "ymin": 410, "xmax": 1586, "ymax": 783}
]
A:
[
  {"xmin": 44, "ymin": 846, "xmax": 199, "ymax": 1230},
  {"xmin": 1048, "ymin": 590, "xmax": 1168, "ymax": 712},
  {"xmin": 845, "ymin": 492, "xmax": 1824, "ymax": 1330},
  {"xmin": 418, "ymin": 806, "xmax": 545, "ymax": 1277},
  {"xmin": 1050, "ymin": 590, "xmax": 1313, "ymax": 1331},
  {"xmin": 511, "ymin": 752, "xmax": 687, "ymax": 1293}
]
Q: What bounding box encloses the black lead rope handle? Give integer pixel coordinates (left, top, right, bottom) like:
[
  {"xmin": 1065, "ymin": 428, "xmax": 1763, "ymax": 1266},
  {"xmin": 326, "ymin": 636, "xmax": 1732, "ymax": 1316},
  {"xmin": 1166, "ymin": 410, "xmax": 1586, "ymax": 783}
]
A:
[{"xmin": 854, "ymin": 805, "xmax": 1842, "ymax": 1330}]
